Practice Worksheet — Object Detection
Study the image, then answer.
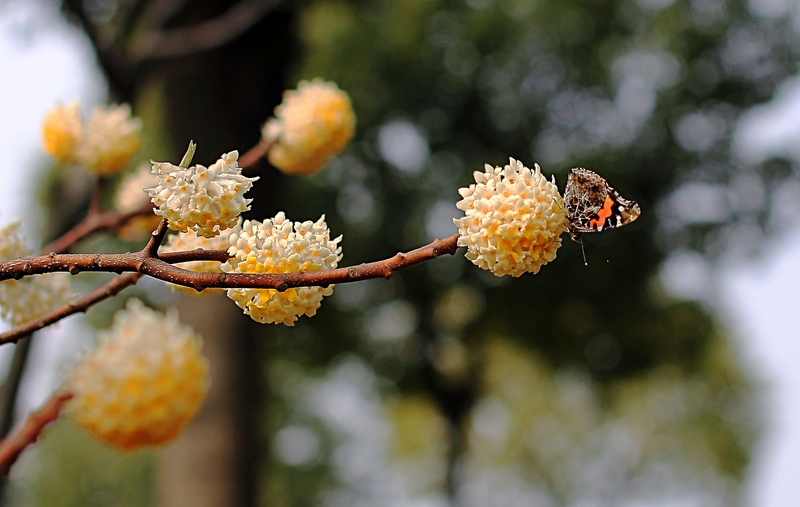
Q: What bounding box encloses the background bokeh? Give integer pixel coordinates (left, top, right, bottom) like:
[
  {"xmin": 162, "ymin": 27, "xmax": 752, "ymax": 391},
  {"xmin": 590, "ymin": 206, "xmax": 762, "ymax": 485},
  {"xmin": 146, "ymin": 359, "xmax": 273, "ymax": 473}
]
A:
[{"xmin": 1, "ymin": 0, "xmax": 800, "ymax": 505}]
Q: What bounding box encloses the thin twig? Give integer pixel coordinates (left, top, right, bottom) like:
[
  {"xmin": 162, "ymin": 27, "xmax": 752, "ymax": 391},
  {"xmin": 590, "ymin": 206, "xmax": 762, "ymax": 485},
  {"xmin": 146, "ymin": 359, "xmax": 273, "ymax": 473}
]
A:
[
  {"xmin": 238, "ymin": 139, "xmax": 273, "ymax": 170},
  {"xmin": 0, "ymin": 392, "xmax": 73, "ymax": 476},
  {"xmin": 0, "ymin": 273, "xmax": 143, "ymax": 345},
  {"xmin": 143, "ymin": 218, "xmax": 170, "ymax": 257},
  {"xmin": 41, "ymin": 201, "xmax": 155, "ymax": 254}
]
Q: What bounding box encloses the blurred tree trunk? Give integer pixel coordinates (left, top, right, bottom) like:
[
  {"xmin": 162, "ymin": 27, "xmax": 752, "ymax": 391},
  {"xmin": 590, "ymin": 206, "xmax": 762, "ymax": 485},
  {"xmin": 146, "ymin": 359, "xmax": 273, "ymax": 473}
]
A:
[
  {"xmin": 141, "ymin": 6, "xmax": 293, "ymax": 505},
  {"xmin": 60, "ymin": 2, "xmax": 297, "ymax": 505},
  {"xmin": 156, "ymin": 294, "xmax": 257, "ymax": 507}
]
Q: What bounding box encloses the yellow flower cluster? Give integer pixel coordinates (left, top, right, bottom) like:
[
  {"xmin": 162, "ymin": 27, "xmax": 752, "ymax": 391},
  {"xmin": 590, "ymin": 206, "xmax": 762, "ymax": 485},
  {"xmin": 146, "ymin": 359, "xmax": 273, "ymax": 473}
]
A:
[
  {"xmin": 66, "ymin": 299, "xmax": 209, "ymax": 451},
  {"xmin": 453, "ymin": 158, "xmax": 567, "ymax": 277},
  {"xmin": 263, "ymin": 79, "xmax": 356, "ymax": 175},
  {"xmin": 41, "ymin": 102, "xmax": 142, "ymax": 176},
  {"xmin": 222, "ymin": 213, "xmax": 342, "ymax": 325},
  {"xmin": 41, "ymin": 102, "xmax": 82, "ymax": 165},
  {"xmin": 0, "ymin": 221, "xmax": 73, "ymax": 325}
]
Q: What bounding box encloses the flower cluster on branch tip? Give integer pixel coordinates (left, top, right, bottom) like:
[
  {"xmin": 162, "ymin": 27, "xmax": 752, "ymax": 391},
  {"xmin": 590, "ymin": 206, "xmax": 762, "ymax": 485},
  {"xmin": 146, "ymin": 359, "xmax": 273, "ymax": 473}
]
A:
[
  {"xmin": 453, "ymin": 158, "xmax": 567, "ymax": 277},
  {"xmin": 147, "ymin": 150, "xmax": 256, "ymax": 239}
]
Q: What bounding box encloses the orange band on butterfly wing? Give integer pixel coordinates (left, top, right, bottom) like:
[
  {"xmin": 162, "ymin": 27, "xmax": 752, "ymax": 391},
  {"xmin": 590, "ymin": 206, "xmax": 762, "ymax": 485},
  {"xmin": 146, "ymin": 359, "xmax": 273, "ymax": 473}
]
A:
[{"xmin": 589, "ymin": 195, "xmax": 615, "ymax": 229}]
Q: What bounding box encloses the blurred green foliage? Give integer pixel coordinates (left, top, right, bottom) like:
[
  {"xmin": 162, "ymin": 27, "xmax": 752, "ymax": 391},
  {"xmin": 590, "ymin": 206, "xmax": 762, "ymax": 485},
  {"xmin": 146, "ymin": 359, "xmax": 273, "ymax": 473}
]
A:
[
  {"xmin": 263, "ymin": 0, "xmax": 790, "ymax": 503},
  {"xmin": 10, "ymin": 421, "xmax": 153, "ymax": 507}
]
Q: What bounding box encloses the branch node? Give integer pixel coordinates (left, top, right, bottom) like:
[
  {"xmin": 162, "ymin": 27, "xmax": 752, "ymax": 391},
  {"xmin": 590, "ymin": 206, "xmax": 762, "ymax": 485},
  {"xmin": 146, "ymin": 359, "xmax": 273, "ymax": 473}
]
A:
[
  {"xmin": 22, "ymin": 262, "xmax": 32, "ymax": 275},
  {"xmin": 69, "ymin": 265, "xmax": 80, "ymax": 276},
  {"xmin": 348, "ymin": 268, "xmax": 356, "ymax": 278},
  {"xmin": 277, "ymin": 282, "xmax": 288, "ymax": 292},
  {"xmin": 48, "ymin": 252, "xmax": 56, "ymax": 258}
]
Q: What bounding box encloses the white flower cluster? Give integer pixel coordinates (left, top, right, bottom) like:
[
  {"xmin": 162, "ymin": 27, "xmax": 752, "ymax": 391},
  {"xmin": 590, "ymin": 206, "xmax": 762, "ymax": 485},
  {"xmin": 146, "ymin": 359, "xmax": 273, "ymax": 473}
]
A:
[
  {"xmin": 453, "ymin": 158, "xmax": 567, "ymax": 277},
  {"xmin": 116, "ymin": 163, "xmax": 156, "ymax": 213},
  {"xmin": 76, "ymin": 104, "xmax": 143, "ymax": 175},
  {"xmin": 161, "ymin": 222, "xmax": 241, "ymax": 295},
  {"xmin": 115, "ymin": 163, "xmax": 161, "ymax": 240},
  {"xmin": 66, "ymin": 298, "xmax": 209, "ymax": 450},
  {"xmin": 0, "ymin": 221, "xmax": 73, "ymax": 326},
  {"xmin": 222, "ymin": 212, "xmax": 342, "ymax": 325},
  {"xmin": 146, "ymin": 151, "xmax": 257, "ymax": 238}
]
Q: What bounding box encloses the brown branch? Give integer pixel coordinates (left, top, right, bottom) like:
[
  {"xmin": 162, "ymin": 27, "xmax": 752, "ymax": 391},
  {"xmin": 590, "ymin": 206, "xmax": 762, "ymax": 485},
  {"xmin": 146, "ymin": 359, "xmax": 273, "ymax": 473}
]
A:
[
  {"xmin": 137, "ymin": 0, "xmax": 191, "ymax": 33},
  {"xmin": 0, "ymin": 249, "xmax": 220, "ymax": 346},
  {"xmin": 0, "ymin": 273, "xmax": 143, "ymax": 345},
  {"xmin": 143, "ymin": 218, "xmax": 170, "ymax": 257},
  {"xmin": 41, "ymin": 201, "xmax": 155, "ymax": 254},
  {"xmin": 0, "ymin": 392, "xmax": 73, "ymax": 476},
  {"xmin": 130, "ymin": 0, "xmax": 283, "ymax": 61},
  {"xmin": 0, "ymin": 234, "xmax": 461, "ymax": 292},
  {"xmin": 0, "ymin": 234, "xmax": 460, "ymax": 345},
  {"xmin": 158, "ymin": 249, "xmax": 232, "ymax": 264}
]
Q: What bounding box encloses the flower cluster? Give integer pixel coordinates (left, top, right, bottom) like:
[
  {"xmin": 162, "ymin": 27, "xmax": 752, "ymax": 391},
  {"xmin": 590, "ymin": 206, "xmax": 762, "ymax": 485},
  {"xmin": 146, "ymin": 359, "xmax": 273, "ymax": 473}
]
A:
[
  {"xmin": 0, "ymin": 221, "xmax": 73, "ymax": 325},
  {"xmin": 42, "ymin": 102, "xmax": 142, "ymax": 176},
  {"xmin": 115, "ymin": 163, "xmax": 161, "ymax": 240},
  {"xmin": 146, "ymin": 151, "xmax": 257, "ymax": 238},
  {"xmin": 41, "ymin": 102, "xmax": 82, "ymax": 165},
  {"xmin": 453, "ymin": 158, "xmax": 567, "ymax": 277},
  {"xmin": 262, "ymin": 79, "xmax": 356, "ymax": 175},
  {"xmin": 65, "ymin": 299, "xmax": 209, "ymax": 450},
  {"xmin": 222, "ymin": 213, "xmax": 342, "ymax": 325},
  {"xmin": 161, "ymin": 222, "xmax": 241, "ymax": 295}
]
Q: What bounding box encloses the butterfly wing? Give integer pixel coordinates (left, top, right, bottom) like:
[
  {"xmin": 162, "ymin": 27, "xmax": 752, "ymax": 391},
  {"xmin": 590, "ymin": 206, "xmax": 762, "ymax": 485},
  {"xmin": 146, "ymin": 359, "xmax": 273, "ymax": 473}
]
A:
[{"xmin": 564, "ymin": 168, "xmax": 641, "ymax": 242}]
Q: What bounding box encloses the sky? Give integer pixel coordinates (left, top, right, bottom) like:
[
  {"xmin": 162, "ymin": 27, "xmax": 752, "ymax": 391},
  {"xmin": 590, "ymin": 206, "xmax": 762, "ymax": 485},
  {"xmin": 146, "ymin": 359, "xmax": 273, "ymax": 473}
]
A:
[
  {"xmin": 722, "ymin": 235, "xmax": 800, "ymax": 507},
  {"xmin": 0, "ymin": 1, "xmax": 799, "ymax": 506}
]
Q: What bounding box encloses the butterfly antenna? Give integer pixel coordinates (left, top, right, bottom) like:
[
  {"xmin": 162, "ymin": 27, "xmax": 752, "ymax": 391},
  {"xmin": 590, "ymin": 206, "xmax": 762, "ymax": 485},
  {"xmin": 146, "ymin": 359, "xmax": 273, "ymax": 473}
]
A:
[
  {"xmin": 583, "ymin": 240, "xmax": 610, "ymax": 264},
  {"xmin": 579, "ymin": 238, "xmax": 588, "ymax": 266}
]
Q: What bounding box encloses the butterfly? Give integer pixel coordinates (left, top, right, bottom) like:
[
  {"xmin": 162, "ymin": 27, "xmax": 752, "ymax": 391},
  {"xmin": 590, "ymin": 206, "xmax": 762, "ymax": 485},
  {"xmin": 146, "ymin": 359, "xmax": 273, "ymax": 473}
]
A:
[{"xmin": 563, "ymin": 167, "xmax": 641, "ymax": 245}]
